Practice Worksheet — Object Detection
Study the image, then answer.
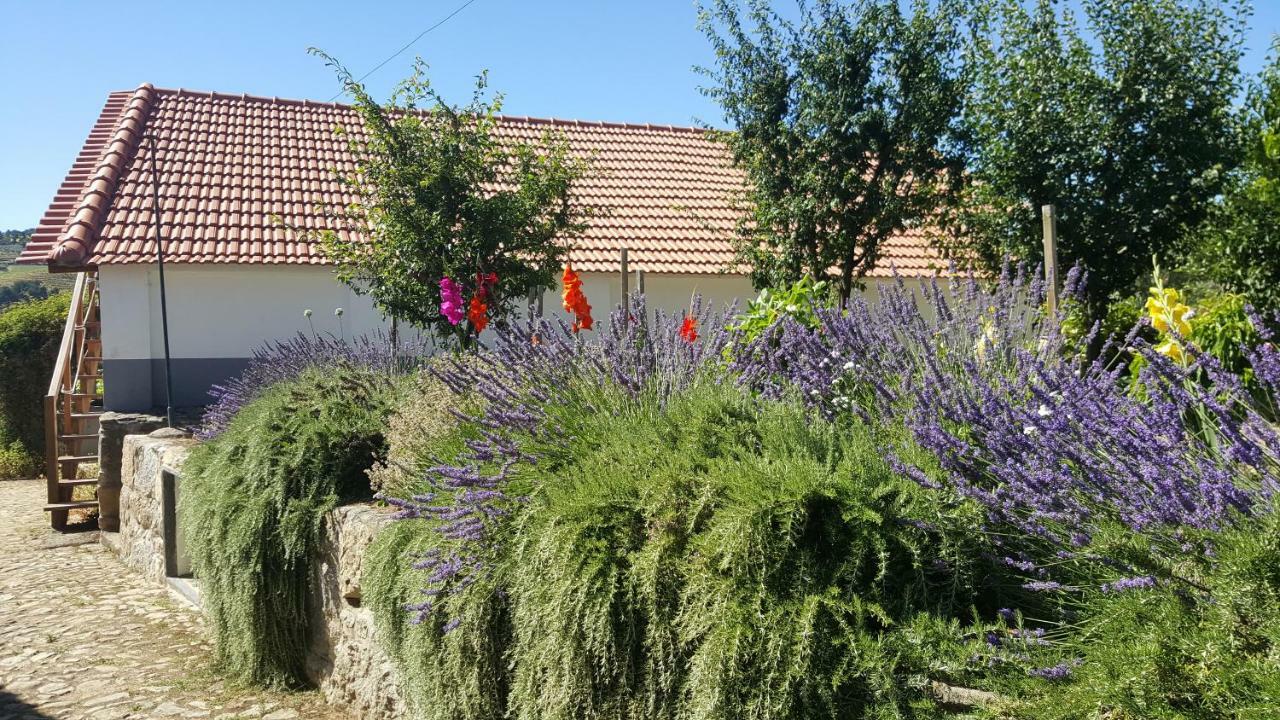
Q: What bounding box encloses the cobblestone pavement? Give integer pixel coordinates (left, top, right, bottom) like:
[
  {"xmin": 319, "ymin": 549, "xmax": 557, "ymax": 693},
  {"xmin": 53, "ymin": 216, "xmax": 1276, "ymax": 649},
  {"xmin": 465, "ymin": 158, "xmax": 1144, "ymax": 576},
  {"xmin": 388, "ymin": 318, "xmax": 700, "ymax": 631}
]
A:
[{"xmin": 0, "ymin": 479, "xmax": 344, "ymax": 720}]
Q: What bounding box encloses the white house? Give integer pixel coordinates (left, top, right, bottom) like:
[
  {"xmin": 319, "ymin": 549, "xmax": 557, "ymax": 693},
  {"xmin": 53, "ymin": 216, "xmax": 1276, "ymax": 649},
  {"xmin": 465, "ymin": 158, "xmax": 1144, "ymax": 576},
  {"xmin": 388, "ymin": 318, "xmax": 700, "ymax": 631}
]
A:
[{"xmin": 18, "ymin": 83, "xmax": 947, "ymax": 412}]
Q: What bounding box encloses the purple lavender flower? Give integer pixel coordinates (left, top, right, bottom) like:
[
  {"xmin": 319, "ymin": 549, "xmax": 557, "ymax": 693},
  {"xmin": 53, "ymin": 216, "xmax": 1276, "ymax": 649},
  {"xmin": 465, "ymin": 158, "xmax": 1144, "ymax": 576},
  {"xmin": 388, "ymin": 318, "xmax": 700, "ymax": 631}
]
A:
[
  {"xmin": 1023, "ymin": 581, "xmax": 1063, "ymax": 592},
  {"xmin": 389, "ymin": 295, "xmax": 736, "ymax": 623},
  {"xmin": 199, "ymin": 331, "xmax": 427, "ymax": 438},
  {"xmin": 1100, "ymin": 576, "xmax": 1157, "ymax": 594},
  {"xmin": 1028, "ymin": 662, "xmax": 1075, "ymax": 680},
  {"xmin": 733, "ymin": 262, "xmax": 1280, "ymax": 587}
]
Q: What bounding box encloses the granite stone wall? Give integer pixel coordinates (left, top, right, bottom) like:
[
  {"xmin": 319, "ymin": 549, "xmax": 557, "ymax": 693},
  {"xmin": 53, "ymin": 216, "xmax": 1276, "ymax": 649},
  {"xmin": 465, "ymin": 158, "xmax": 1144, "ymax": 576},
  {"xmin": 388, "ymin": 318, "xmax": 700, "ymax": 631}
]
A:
[
  {"xmin": 106, "ymin": 431, "xmax": 407, "ymax": 720},
  {"xmin": 108, "ymin": 429, "xmax": 195, "ymax": 582},
  {"xmin": 306, "ymin": 504, "xmax": 406, "ymax": 718},
  {"xmin": 96, "ymin": 412, "xmax": 169, "ymax": 532}
]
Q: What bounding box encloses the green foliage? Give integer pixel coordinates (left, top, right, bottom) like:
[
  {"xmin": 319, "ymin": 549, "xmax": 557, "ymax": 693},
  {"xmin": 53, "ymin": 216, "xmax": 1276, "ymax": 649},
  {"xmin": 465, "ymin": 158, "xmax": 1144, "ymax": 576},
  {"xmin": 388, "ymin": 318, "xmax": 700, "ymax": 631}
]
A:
[
  {"xmin": 0, "ymin": 293, "xmax": 69, "ymax": 465},
  {"xmin": 309, "ymin": 51, "xmax": 590, "ymax": 340},
  {"xmin": 365, "ymin": 383, "xmax": 994, "ymax": 720},
  {"xmin": 1187, "ymin": 41, "xmax": 1280, "ymax": 313},
  {"xmin": 1002, "ymin": 510, "xmax": 1280, "ymax": 719},
  {"xmin": 180, "ymin": 367, "xmax": 398, "ymax": 687},
  {"xmin": 0, "ymin": 279, "xmax": 52, "ymax": 311},
  {"xmin": 0, "ymin": 438, "xmax": 36, "ymax": 480},
  {"xmin": 730, "ymin": 276, "xmax": 832, "ymax": 343},
  {"xmin": 697, "ymin": 0, "xmax": 966, "ymax": 300},
  {"xmin": 953, "ymin": 0, "xmax": 1247, "ymax": 314},
  {"xmin": 1189, "ymin": 292, "xmax": 1261, "ymax": 378},
  {"xmin": 0, "ymin": 228, "xmax": 33, "ymax": 245},
  {"xmin": 366, "ymin": 370, "xmax": 463, "ymax": 501}
]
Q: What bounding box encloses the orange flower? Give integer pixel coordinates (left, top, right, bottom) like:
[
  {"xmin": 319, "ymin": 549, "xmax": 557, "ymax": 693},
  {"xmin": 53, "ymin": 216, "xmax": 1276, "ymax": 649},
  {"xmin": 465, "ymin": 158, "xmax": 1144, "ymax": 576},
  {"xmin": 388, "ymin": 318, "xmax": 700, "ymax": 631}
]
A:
[
  {"xmin": 562, "ymin": 264, "xmax": 593, "ymax": 332},
  {"xmin": 467, "ymin": 295, "xmax": 489, "ymax": 332},
  {"xmin": 679, "ymin": 315, "xmax": 698, "ymax": 343}
]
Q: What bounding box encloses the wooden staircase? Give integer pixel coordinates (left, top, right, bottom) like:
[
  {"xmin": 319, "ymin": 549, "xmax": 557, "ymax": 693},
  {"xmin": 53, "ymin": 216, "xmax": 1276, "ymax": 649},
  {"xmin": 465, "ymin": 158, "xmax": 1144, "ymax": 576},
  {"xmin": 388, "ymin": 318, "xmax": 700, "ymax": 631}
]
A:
[{"xmin": 43, "ymin": 272, "xmax": 103, "ymax": 531}]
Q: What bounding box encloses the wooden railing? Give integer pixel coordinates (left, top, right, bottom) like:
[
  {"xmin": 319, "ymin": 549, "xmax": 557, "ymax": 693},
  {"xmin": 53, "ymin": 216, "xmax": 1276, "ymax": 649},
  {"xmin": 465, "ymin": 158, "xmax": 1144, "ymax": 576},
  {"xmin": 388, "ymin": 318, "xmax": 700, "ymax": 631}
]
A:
[{"xmin": 43, "ymin": 271, "xmax": 102, "ymax": 531}]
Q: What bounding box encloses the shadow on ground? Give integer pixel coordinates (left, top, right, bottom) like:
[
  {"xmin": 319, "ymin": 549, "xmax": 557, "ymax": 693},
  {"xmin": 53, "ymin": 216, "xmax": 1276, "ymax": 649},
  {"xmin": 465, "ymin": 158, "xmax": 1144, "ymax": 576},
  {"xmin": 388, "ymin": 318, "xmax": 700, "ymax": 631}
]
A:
[{"xmin": 0, "ymin": 689, "xmax": 58, "ymax": 719}]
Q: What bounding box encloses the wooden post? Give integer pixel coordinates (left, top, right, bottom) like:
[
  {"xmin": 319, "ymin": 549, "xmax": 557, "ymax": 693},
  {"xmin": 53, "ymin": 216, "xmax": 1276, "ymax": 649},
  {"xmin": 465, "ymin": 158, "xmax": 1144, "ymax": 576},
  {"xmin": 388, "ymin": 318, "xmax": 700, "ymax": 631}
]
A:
[
  {"xmin": 620, "ymin": 248, "xmax": 630, "ymax": 321},
  {"xmin": 1041, "ymin": 204, "xmax": 1060, "ymax": 315},
  {"xmin": 636, "ymin": 268, "xmax": 645, "ymax": 296}
]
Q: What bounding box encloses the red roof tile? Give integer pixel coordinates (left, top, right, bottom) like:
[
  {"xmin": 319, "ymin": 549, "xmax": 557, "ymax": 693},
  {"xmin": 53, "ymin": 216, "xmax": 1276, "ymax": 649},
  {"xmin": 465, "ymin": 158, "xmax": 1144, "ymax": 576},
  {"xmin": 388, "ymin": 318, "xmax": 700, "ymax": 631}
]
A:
[{"xmin": 18, "ymin": 84, "xmax": 949, "ymax": 277}]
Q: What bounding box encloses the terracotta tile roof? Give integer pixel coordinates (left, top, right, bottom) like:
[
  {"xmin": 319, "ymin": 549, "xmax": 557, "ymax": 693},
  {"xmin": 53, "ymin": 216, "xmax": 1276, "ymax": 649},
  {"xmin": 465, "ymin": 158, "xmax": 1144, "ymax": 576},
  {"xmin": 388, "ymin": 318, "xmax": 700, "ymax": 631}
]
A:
[{"xmin": 18, "ymin": 83, "xmax": 949, "ymax": 277}]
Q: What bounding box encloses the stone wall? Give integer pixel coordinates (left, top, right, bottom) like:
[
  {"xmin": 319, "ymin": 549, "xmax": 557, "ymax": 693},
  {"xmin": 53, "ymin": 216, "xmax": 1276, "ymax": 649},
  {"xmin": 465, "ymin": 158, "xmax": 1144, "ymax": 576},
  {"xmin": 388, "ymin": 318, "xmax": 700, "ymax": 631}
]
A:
[
  {"xmin": 307, "ymin": 504, "xmax": 405, "ymax": 718},
  {"xmin": 107, "ymin": 429, "xmax": 195, "ymax": 582},
  {"xmin": 106, "ymin": 430, "xmax": 407, "ymax": 720},
  {"xmin": 97, "ymin": 412, "xmax": 169, "ymax": 532}
]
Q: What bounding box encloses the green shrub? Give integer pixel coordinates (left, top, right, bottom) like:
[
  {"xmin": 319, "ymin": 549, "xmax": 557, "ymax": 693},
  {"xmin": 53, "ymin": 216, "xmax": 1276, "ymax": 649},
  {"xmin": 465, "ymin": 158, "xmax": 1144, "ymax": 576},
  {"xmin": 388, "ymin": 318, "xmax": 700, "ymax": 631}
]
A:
[
  {"xmin": 1189, "ymin": 292, "xmax": 1263, "ymax": 379},
  {"xmin": 365, "ymin": 383, "xmax": 994, "ymax": 720},
  {"xmin": 731, "ymin": 276, "xmax": 832, "ymax": 344},
  {"xmin": 0, "ymin": 438, "xmax": 35, "ymax": 480},
  {"xmin": 366, "ymin": 370, "xmax": 461, "ymax": 500},
  {"xmin": 180, "ymin": 367, "xmax": 399, "ymax": 687},
  {"xmin": 1005, "ymin": 510, "xmax": 1280, "ymax": 719},
  {"xmin": 0, "ymin": 293, "xmax": 69, "ymax": 464}
]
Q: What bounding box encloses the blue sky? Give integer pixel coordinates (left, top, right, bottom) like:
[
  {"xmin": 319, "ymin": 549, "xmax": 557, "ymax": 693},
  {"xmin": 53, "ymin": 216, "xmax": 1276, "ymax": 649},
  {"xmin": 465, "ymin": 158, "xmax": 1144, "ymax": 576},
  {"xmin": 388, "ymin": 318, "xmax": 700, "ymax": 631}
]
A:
[{"xmin": 2, "ymin": 0, "xmax": 1279, "ymax": 228}]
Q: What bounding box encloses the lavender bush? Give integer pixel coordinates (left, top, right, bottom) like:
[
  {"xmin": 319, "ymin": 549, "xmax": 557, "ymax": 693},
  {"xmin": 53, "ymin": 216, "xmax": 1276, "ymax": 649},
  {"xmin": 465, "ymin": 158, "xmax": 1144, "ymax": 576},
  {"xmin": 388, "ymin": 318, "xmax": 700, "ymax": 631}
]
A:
[
  {"xmin": 733, "ymin": 265, "xmax": 1280, "ymax": 585},
  {"xmin": 381, "ymin": 297, "xmax": 734, "ymax": 621},
  {"xmin": 198, "ymin": 331, "xmax": 427, "ymax": 439}
]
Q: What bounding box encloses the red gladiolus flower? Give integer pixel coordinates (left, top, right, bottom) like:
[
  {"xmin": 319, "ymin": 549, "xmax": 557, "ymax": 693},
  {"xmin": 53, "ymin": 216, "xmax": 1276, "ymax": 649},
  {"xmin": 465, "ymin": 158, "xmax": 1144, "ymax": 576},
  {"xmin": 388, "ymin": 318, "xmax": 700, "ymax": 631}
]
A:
[
  {"xmin": 468, "ymin": 295, "xmax": 489, "ymax": 332},
  {"xmin": 562, "ymin": 264, "xmax": 593, "ymax": 332},
  {"xmin": 679, "ymin": 315, "xmax": 698, "ymax": 343},
  {"xmin": 475, "ymin": 272, "xmax": 498, "ymax": 300}
]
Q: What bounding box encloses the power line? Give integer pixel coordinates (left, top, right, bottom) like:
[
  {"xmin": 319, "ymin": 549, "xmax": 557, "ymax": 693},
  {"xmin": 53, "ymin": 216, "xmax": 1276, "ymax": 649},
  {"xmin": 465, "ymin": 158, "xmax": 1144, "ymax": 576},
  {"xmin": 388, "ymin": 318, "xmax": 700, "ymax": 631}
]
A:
[{"xmin": 327, "ymin": 0, "xmax": 482, "ymax": 102}]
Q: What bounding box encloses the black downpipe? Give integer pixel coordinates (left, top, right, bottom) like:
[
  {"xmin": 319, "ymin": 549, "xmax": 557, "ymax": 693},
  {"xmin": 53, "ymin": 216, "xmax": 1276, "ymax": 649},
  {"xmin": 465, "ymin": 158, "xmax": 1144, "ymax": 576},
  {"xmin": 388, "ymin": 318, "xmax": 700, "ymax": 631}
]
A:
[{"xmin": 148, "ymin": 135, "xmax": 175, "ymax": 428}]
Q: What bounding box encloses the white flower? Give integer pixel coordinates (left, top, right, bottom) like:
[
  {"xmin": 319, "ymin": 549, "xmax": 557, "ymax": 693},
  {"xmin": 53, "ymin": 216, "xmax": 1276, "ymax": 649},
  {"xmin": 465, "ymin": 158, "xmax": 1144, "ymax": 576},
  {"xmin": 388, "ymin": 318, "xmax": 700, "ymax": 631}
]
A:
[
  {"xmin": 843, "ymin": 361, "xmax": 856, "ymax": 371},
  {"xmin": 335, "ymin": 307, "xmax": 344, "ymax": 317},
  {"xmin": 303, "ymin": 308, "xmax": 313, "ymax": 318},
  {"xmin": 1023, "ymin": 424, "xmax": 1038, "ymax": 436},
  {"xmin": 1037, "ymin": 404, "xmax": 1052, "ymax": 418}
]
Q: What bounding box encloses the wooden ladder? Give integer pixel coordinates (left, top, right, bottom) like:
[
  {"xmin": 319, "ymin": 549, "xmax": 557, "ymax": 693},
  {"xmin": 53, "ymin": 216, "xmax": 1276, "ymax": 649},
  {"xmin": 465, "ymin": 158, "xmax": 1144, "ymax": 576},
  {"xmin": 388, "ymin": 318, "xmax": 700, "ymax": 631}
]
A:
[{"xmin": 43, "ymin": 271, "xmax": 103, "ymax": 531}]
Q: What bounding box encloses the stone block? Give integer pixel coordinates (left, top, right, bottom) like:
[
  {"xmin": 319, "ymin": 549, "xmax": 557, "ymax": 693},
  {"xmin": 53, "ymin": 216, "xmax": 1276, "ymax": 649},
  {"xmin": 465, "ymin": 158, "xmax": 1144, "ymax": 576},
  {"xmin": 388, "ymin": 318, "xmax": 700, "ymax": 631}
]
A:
[{"xmin": 97, "ymin": 412, "xmax": 168, "ymax": 531}]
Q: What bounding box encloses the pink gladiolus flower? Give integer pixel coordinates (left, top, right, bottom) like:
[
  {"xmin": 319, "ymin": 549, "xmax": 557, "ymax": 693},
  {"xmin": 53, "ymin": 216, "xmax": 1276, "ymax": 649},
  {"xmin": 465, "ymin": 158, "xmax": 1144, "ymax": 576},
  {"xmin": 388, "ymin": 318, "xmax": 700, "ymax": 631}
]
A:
[{"xmin": 439, "ymin": 277, "xmax": 465, "ymax": 326}]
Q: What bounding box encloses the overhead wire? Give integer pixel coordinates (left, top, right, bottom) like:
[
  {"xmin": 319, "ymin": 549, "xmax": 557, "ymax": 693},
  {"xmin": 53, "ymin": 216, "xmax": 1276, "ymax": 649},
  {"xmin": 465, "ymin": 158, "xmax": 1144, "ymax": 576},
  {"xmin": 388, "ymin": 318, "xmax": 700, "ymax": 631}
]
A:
[{"xmin": 326, "ymin": 0, "xmax": 481, "ymax": 102}]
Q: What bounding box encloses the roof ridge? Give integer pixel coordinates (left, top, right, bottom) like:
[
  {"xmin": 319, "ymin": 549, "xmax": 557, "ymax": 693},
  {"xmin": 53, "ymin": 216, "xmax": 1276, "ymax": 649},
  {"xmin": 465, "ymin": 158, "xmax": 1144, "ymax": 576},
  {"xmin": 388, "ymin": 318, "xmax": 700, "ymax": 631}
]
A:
[
  {"xmin": 51, "ymin": 82, "xmax": 157, "ymax": 266},
  {"xmin": 139, "ymin": 85, "xmax": 713, "ymax": 135}
]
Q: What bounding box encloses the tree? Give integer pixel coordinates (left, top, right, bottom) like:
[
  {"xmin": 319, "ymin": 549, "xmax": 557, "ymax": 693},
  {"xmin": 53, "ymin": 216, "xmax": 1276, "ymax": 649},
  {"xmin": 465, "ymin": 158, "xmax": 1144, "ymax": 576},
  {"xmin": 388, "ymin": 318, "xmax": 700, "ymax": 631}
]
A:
[
  {"xmin": 952, "ymin": 0, "xmax": 1247, "ymax": 314},
  {"xmin": 310, "ymin": 51, "xmax": 590, "ymax": 339},
  {"xmin": 697, "ymin": 0, "xmax": 967, "ymax": 301},
  {"xmin": 0, "ymin": 229, "xmax": 33, "ymax": 245},
  {"xmin": 1185, "ymin": 40, "xmax": 1280, "ymax": 312},
  {"xmin": 0, "ymin": 279, "xmax": 52, "ymax": 311}
]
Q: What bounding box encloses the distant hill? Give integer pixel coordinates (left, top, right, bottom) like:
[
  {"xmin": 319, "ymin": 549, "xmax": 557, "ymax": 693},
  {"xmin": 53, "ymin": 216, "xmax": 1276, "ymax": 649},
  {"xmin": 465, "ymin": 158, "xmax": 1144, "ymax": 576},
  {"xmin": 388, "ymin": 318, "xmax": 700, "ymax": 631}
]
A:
[
  {"xmin": 0, "ymin": 227, "xmax": 73, "ymax": 309},
  {"xmin": 0, "ymin": 228, "xmax": 33, "ymax": 245}
]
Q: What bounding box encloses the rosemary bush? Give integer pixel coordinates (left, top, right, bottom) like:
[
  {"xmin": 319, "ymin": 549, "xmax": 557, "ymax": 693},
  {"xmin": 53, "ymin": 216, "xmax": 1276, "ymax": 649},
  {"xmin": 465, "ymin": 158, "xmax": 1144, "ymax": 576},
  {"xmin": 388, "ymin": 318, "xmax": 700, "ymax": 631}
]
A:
[
  {"xmin": 181, "ymin": 366, "xmax": 399, "ymax": 687},
  {"xmin": 365, "ymin": 377, "xmax": 997, "ymax": 719}
]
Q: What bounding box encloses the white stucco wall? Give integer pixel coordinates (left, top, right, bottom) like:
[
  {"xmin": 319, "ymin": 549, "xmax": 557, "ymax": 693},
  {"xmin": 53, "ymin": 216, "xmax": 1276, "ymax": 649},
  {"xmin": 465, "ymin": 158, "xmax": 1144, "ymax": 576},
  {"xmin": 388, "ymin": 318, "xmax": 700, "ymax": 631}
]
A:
[
  {"xmin": 98, "ymin": 265, "xmax": 759, "ymax": 359},
  {"xmin": 96, "ymin": 264, "xmax": 759, "ymax": 411},
  {"xmin": 97, "ymin": 263, "xmax": 932, "ymax": 411}
]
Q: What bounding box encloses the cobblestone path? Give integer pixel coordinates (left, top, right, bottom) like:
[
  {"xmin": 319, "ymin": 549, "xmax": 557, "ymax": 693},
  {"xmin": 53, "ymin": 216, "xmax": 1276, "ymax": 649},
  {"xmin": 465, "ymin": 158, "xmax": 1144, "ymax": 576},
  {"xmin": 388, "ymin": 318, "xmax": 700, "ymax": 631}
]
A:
[{"xmin": 0, "ymin": 479, "xmax": 344, "ymax": 720}]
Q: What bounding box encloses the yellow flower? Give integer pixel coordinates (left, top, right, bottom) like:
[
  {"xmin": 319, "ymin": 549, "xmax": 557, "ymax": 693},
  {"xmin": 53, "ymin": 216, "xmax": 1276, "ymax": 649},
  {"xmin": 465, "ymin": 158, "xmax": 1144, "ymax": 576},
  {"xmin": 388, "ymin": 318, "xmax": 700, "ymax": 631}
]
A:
[
  {"xmin": 974, "ymin": 316, "xmax": 997, "ymax": 362},
  {"xmin": 1156, "ymin": 338, "xmax": 1186, "ymax": 364},
  {"xmin": 1145, "ymin": 296, "xmax": 1169, "ymax": 332},
  {"xmin": 1146, "ymin": 286, "xmax": 1192, "ymax": 337}
]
